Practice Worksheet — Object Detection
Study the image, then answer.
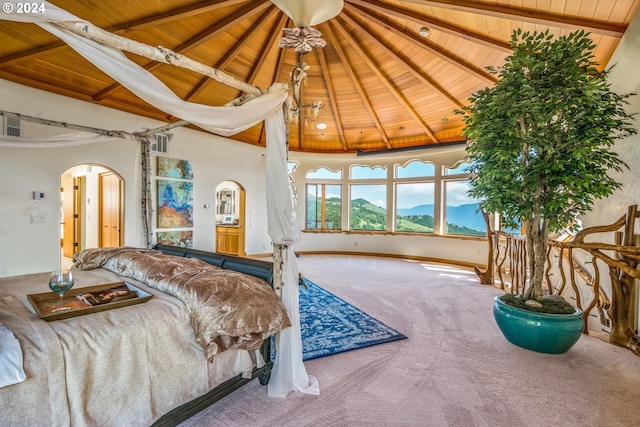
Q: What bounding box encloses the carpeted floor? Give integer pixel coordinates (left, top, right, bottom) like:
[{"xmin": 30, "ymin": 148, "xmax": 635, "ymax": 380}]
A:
[{"xmin": 178, "ymin": 255, "xmax": 640, "ymax": 427}]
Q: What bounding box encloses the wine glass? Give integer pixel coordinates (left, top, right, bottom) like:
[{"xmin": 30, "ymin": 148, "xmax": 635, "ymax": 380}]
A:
[{"xmin": 49, "ymin": 269, "xmax": 74, "ymax": 312}]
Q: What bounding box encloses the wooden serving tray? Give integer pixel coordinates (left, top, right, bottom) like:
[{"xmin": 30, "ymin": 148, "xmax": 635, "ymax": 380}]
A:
[{"xmin": 27, "ymin": 281, "xmax": 153, "ymax": 321}]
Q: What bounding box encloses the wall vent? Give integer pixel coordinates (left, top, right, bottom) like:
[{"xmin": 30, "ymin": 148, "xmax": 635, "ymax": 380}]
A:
[
  {"xmin": 151, "ymin": 132, "xmax": 170, "ymax": 153},
  {"xmin": 3, "ymin": 117, "xmax": 21, "ymax": 137}
]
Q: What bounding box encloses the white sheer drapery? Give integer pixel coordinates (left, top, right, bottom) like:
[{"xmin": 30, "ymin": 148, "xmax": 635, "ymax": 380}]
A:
[
  {"xmin": 2, "ymin": 0, "xmax": 316, "ymax": 398},
  {"xmin": 0, "ymin": 132, "xmax": 135, "ymax": 148},
  {"xmin": 264, "ymin": 110, "xmax": 320, "ymax": 397}
]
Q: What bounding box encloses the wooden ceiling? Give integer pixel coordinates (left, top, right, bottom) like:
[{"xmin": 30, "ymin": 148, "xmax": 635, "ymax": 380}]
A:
[{"xmin": 1, "ymin": 1, "xmax": 638, "ymax": 153}]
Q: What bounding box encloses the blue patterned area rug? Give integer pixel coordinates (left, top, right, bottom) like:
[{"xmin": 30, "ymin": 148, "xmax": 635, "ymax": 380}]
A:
[{"xmin": 298, "ymin": 278, "xmax": 407, "ymax": 361}]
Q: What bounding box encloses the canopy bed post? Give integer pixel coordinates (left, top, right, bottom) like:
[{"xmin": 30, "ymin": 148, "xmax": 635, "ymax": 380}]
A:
[{"xmin": 139, "ymin": 135, "xmax": 155, "ymax": 248}]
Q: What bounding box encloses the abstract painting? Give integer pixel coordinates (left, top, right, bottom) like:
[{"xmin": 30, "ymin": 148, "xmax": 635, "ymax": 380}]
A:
[
  {"xmin": 157, "ymin": 157, "xmax": 194, "ymax": 180},
  {"xmin": 156, "ymin": 230, "xmax": 193, "ymax": 248},
  {"xmin": 157, "ymin": 180, "xmax": 193, "ymax": 228}
]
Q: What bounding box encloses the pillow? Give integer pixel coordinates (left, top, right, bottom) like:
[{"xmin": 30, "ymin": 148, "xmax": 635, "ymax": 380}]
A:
[{"xmin": 0, "ymin": 323, "xmax": 26, "ymax": 388}]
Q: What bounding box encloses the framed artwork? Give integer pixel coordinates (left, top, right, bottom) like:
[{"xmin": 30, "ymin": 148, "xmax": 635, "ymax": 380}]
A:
[
  {"xmin": 156, "ymin": 230, "xmax": 193, "ymax": 248},
  {"xmin": 157, "ymin": 157, "xmax": 193, "ymax": 180},
  {"xmin": 157, "ymin": 180, "xmax": 193, "ymax": 228}
]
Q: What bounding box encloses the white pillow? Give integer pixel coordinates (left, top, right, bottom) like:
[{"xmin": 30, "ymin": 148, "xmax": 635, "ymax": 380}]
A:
[{"xmin": 0, "ymin": 323, "xmax": 26, "ymax": 388}]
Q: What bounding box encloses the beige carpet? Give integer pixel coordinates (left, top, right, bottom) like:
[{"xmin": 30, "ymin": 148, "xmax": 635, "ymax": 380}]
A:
[{"xmin": 178, "ymin": 255, "xmax": 640, "ymax": 427}]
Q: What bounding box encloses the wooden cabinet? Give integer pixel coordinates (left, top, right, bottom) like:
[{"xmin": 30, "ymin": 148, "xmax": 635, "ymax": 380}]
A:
[
  {"xmin": 216, "ymin": 226, "xmax": 240, "ymax": 255},
  {"xmin": 215, "ymin": 181, "xmax": 245, "ymax": 257}
]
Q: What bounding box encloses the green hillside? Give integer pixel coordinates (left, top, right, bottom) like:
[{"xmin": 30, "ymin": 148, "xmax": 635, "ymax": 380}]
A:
[{"xmin": 308, "ymin": 197, "xmax": 484, "ymax": 236}]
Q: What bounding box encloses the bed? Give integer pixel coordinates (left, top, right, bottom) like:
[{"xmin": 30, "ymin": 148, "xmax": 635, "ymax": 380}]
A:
[{"xmin": 0, "ymin": 245, "xmax": 290, "ymax": 426}]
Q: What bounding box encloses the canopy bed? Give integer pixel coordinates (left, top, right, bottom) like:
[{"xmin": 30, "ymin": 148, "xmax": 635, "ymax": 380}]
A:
[
  {"xmin": 0, "ymin": 246, "xmax": 290, "ymax": 426},
  {"xmin": 0, "ymin": 0, "xmax": 342, "ymax": 405}
]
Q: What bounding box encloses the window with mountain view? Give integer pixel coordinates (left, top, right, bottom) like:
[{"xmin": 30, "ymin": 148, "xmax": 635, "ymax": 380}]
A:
[
  {"xmin": 394, "ymin": 161, "xmax": 435, "ymax": 232},
  {"xmin": 306, "ymin": 183, "xmax": 341, "ymax": 230},
  {"xmin": 350, "ymin": 184, "xmax": 386, "ymax": 231},
  {"xmin": 395, "ymin": 183, "xmax": 435, "ymax": 232},
  {"xmin": 443, "ymin": 180, "xmax": 485, "ymax": 236}
]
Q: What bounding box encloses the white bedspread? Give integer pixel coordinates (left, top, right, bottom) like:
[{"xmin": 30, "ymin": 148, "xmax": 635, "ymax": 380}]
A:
[{"xmin": 0, "ymin": 268, "xmax": 257, "ymax": 427}]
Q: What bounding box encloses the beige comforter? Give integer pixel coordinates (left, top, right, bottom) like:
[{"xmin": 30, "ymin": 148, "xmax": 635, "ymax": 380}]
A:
[
  {"xmin": 0, "ymin": 268, "xmax": 259, "ymax": 426},
  {"xmin": 73, "ymin": 247, "xmax": 291, "ymax": 360}
]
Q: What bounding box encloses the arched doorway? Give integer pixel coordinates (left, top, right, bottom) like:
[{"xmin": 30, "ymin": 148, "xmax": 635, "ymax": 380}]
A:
[
  {"xmin": 60, "ymin": 164, "xmax": 124, "ymax": 264},
  {"xmin": 215, "ymin": 180, "xmax": 245, "ymax": 257}
]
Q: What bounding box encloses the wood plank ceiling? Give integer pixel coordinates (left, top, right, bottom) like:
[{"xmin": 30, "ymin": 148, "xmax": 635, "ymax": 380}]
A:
[{"xmin": 0, "ymin": 0, "xmax": 638, "ymax": 153}]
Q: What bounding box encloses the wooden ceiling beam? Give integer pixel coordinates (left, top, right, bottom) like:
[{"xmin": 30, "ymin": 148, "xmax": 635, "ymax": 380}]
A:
[
  {"xmin": 0, "ymin": 0, "xmax": 252, "ymax": 69},
  {"xmin": 322, "ymin": 21, "xmax": 392, "ymax": 150},
  {"xmin": 246, "ymin": 12, "xmax": 288, "ymax": 86},
  {"xmin": 115, "ymin": 0, "xmax": 250, "ymax": 30},
  {"xmin": 390, "ymin": 0, "xmax": 629, "ymax": 37},
  {"xmin": 315, "ymin": 47, "xmax": 349, "ymax": 152},
  {"xmin": 346, "ymin": 0, "xmax": 511, "ymax": 52},
  {"xmin": 345, "ymin": 3, "xmax": 497, "ymax": 86},
  {"xmin": 329, "ymin": 20, "xmax": 439, "ymax": 144},
  {"xmin": 256, "ymin": 33, "xmax": 292, "ymax": 148},
  {"xmin": 182, "ymin": 7, "xmax": 282, "ymax": 104},
  {"xmin": 339, "ymin": 11, "xmax": 464, "ymax": 110},
  {"xmin": 92, "ymin": 1, "xmax": 270, "ymax": 101}
]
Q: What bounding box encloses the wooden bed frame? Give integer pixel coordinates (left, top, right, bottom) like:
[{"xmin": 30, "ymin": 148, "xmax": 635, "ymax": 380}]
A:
[{"xmin": 150, "ymin": 244, "xmax": 275, "ymax": 426}]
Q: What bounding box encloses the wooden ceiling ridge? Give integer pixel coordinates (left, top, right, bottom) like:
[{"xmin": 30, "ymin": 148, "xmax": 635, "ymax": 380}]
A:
[
  {"xmin": 329, "ymin": 19, "xmax": 440, "ymax": 144},
  {"xmin": 321, "ymin": 21, "xmax": 392, "ymax": 149},
  {"xmin": 91, "ymin": 0, "xmax": 272, "ymax": 102},
  {"xmin": 177, "ymin": 7, "xmax": 283, "ymax": 108},
  {"xmin": 340, "ymin": 9, "xmax": 464, "ymax": 110},
  {"xmin": 346, "ymin": 0, "xmax": 511, "ymax": 52},
  {"xmin": 315, "ymin": 47, "xmax": 349, "ymax": 151},
  {"xmin": 0, "ymin": 0, "xmax": 252, "ymax": 69},
  {"xmin": 113, "ymin": 0, "xmax": 252, "ymax": 31},
  {"xmin": 391, "ymin": 0, "xmax": 630, "ymax": 37},
  {"xmin": 345, "ymin": 2, "xmax": 497, "ymax": 85}
]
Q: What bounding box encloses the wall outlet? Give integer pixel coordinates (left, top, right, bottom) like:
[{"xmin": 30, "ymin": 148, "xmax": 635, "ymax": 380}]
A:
[
  {"xmin": 353, "ymin": 241, "xmax": 358, "ymax": 247},
  {"xmin": 30, "ymin": 215, "xmax": 45, "ymax": 224}
]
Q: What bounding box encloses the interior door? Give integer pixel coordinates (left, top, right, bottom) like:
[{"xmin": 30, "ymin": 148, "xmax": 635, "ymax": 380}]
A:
[
  {"xmin": 99, "ymin": 172, "xmax": 121, "ymax": 247},
  {"xmin": 61, "ymin": 175, "xmax": 76, "ymax": 257}
]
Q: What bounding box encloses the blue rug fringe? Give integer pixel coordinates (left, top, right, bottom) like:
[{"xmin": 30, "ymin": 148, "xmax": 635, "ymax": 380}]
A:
[{"xmin": 273, "ymin": 278, "xmax": 407, "ymax": 361}]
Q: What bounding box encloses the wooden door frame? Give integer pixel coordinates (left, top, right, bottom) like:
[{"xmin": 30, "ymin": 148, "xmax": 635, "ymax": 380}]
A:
[{"xmin": 98, "ymin": 171, "xmax": 124, "ymax": 247}]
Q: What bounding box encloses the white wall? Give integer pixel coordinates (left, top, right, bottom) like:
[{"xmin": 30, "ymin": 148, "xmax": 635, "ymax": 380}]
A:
[
  {"xmin": 583, "ymin": 10, "xmax": 640, "ymax": 229},
  {"xmin": 0, "ymin": 80, "xmax": 272, "ymax": 276}
]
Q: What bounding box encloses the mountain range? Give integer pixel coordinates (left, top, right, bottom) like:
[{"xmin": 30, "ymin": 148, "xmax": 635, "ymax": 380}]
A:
[{"xmin": 397, "ymin": 204, "xmax": 484, "ymax": 232}]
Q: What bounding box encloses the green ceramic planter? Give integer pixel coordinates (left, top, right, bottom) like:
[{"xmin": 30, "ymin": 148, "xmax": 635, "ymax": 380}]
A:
[{"xmin": 493, "ymin": 295, "xmax": 584, "ymax": 354}]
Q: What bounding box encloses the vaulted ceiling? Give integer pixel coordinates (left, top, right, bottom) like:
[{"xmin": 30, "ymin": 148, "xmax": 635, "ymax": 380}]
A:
[{"xmin": 0, "ymin": 1, "xmax": 638, "ymax": 153}]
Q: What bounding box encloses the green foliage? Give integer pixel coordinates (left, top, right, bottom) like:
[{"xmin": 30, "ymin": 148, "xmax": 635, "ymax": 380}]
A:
[
  {"xmin": 350, "ymin": 198, "xmax": 386, "ymax": 230},
  {"xmin": 458, "ymin": 29, "xmax": 636, "ymax": 234}
]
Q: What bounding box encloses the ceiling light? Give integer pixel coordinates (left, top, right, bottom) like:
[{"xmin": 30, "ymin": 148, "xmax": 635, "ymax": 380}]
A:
[
  {"xmin": 419, "ymin": 27, "xmax": 430, "ymax": 37},
  {"xmin": 271, "ymin": 0, "xmax": 344, "ymax": 27},
  {"xmin": 316, "ymin": 123, "xmax": 327, "ymax": 130}
]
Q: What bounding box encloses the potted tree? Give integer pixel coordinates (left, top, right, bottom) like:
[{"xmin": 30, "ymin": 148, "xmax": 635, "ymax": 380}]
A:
[{"xmin": 458, "ymin": 29, "xmax": 636, "ymax": 353}]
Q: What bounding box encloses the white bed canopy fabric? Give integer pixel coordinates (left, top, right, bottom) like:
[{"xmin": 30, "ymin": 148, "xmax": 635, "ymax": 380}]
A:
[
  {"xmin": 1, "ymin": 0, "xmax": 323, "ymax": 398},
  {"xmin": 0, "ymin": 132, "xmax": 135, "ymax": 148}
]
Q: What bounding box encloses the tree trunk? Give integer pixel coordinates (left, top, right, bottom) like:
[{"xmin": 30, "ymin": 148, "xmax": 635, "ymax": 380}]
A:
[
  {"xmin": 474, "ymin": 210, "xmax": 495, "ymax": 285},
  {"xmin": 524, "ymin": 214, "xmax": 548, "ymax": 301}
]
